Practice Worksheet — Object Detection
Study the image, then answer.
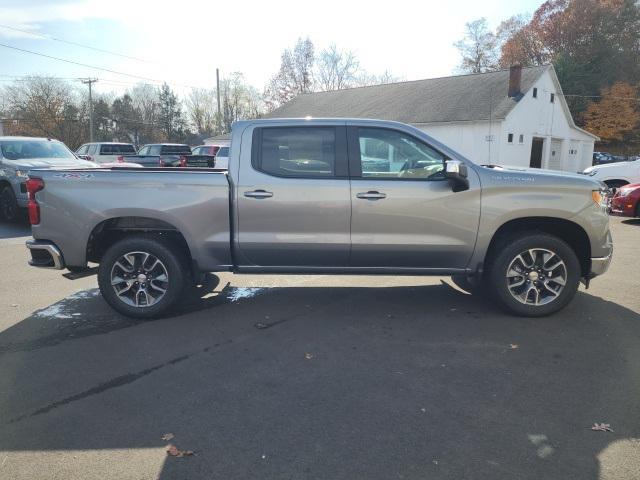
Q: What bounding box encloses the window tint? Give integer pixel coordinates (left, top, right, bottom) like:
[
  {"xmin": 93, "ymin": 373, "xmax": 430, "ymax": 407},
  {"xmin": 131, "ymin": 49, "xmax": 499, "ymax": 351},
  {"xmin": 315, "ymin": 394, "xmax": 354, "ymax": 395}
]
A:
[
  {"xmin": 161, "ymin": 145, "xmax": 191, "ymax": 155},
  {"xmin": 257, "ymin": 127, "xmax": 335, "ymax": 177},
  {"xmin": 357, "ymin": 128, "xmax": 446, "ymax": 180},
  {"xmin": 148, "ymin": 145, "xmax": 161, "ymax": 156},
  {"xmin": 217, "ymin": 146, "xmax": 229, "ymax": 156},
  {"xmin": 100, "ymin": 144, "xmax": 136, "ymax": 154}
]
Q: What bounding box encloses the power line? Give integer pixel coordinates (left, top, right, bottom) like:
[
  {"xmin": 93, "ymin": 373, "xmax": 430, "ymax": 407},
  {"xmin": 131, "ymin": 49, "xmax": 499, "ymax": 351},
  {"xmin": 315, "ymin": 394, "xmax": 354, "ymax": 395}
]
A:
[
  {"xmin": 0, "ymin": 24, "xmax": 154, "ymax": 63},
  {"xmin": 0, "ymin": 42, "xmax": 203, "ymax": 89}
]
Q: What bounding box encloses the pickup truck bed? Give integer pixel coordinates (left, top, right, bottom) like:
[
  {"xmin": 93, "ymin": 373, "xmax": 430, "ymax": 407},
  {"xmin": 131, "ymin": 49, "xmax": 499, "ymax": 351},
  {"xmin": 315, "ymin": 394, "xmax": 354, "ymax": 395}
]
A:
[{"xmin": 26, "ymin": 118, "xmax": 613, "ymax": 319}]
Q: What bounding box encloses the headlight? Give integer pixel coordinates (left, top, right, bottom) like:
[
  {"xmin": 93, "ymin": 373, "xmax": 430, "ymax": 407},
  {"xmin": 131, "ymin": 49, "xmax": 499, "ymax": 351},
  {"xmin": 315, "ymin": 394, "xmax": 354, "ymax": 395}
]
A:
[
  {"xmin": 617, "ymin": 188, "xmax": 631, "ymax": 197},
  {"xmin": 15, "ymin": 170, "xmax": 29, "ymax": 178},
  {"xmin": 592, "ymin": 189, "xmax": 608, "ymax": 208}
]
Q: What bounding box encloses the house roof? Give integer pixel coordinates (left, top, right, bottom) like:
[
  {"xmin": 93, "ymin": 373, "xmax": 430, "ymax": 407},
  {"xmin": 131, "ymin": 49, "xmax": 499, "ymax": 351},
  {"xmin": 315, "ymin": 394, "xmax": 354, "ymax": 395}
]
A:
[{"xmin": 265, "ymin": 65, "xmax": 551, "ymax": 124}]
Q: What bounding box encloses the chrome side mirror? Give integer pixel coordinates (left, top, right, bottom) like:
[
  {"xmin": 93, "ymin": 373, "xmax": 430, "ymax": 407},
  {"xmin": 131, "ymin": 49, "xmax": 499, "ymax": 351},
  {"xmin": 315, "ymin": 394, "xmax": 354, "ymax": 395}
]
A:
[{"xmin": 445, "ymin": 160, "xmax": 469, "ymax": 192}]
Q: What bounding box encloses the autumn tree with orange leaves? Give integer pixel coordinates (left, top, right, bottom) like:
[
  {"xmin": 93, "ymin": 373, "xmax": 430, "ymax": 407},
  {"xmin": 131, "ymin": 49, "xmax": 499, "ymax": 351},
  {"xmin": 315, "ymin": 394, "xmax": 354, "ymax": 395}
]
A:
[{"xmin": 584, "ymin": 83, "xmax": 640, "ymax": 144}]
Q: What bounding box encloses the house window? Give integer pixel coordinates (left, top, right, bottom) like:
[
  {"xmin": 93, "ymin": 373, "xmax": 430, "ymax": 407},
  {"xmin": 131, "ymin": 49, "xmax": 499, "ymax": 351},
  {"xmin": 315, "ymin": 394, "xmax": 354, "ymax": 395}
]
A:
[
  {"xmin": 519, "ymin": 134, "xmax": 524, "ymax": 144},
  {"xmin": 507, "ymin": 133, "xmax": 514, "ymax": 143},
  {"xmin": 533, "ymin": 88, "xmax": 538, "ymax": 98},
  {"xmin": 550, "ymin": 93, "xmax": 555, "ymax": 103}
]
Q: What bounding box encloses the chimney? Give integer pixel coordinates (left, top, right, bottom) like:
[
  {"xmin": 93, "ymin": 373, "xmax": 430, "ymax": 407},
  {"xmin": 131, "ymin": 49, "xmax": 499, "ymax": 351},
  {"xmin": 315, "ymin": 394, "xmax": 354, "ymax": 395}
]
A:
[{"xmin": 508, "ymin": 64, "xmax": 522, "ymax": 98}]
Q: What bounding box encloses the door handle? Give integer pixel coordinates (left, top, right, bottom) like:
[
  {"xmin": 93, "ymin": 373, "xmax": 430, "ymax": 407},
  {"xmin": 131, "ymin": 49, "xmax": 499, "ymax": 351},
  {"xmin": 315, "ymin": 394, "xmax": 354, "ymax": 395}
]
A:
[
  {"xmin": 244, "ymin": 189, "xmax": 273, "ymax": 199},
  {"xmin": 356, "ymin": 191, "xmax": 386, "ymax": 200}
]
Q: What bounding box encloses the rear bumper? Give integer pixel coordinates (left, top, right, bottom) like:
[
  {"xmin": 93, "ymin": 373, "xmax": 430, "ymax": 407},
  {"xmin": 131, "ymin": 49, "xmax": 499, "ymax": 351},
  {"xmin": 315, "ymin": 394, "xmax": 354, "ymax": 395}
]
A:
[{"xmin": 26, "ymin": 240, "xmax": 65, "ymax": 269}]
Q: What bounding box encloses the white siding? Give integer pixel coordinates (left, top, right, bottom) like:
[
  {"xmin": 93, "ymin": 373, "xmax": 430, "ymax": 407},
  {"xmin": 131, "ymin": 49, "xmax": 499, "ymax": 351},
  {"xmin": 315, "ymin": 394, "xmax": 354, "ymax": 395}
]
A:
[{"xmin": 415, "ymin": 70, "xmax": 596, "ymax": 172}]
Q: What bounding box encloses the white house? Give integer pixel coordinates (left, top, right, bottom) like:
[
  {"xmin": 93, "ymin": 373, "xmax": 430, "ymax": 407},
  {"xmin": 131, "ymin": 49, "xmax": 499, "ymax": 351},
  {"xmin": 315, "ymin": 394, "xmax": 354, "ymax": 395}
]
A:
[{"xmin": 265, "ymin": 65, "xmax": 598, "ymax": 172}]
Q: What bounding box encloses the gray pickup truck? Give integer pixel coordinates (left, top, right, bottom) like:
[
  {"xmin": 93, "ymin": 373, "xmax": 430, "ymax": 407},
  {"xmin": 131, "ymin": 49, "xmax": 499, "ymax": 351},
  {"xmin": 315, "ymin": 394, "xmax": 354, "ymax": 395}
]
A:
[{"xmin": 25, "ymin": 119, "xmax": 613, "ymax": 318}]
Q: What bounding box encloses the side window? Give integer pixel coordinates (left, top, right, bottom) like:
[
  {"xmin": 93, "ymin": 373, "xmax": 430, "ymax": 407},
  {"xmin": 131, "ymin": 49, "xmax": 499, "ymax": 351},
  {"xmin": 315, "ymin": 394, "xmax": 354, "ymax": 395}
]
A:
[
  {"xmin": 138, "ymin": 146, "xmax": 149, "ymax": 155},
  {"xmin": 148, "ymin": 145, "xmax": 161, "ymax": 156},
  {"xmin": 255, "ymin": 127, "xmax": 336, "ymax": 178},
  {"xmin": 192, "ymin": 147, "xmax": 201, "ymax": 155},
  {"xmin": 87, "ymin": 144, "xmax": 98, "ymax": 155},
  {"xmin": 356, "ymin": 128, "xmax": 447, "ymax": 180},
  {"xmin": 76, "ymin": 144, "xmax": 88, "ymax": 154}
]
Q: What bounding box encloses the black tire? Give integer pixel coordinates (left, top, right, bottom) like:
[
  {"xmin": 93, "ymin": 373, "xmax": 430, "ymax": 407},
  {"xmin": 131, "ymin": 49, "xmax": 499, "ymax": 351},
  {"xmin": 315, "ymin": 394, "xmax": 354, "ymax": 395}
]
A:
[
  {"xmin": 0, "ymin": 185, "xmax": 19, "ymax": 222},
  {"xmin": 97, "ymin": 235, "xmax": 188, "ymax": 319},
  {"xmin": 487, "ymin": 232, "xmax": 581, "ymax": 317}
]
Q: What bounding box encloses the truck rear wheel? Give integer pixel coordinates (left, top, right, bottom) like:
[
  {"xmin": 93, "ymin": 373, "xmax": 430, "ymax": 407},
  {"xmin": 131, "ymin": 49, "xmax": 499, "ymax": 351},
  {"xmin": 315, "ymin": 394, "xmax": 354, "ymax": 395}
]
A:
[
  {"xmin": 97, "ymin": 236, "xmax": 187, "ymax": 319},
  {"xmin": 487, "ymin": 233, "xmax": 580, "ymax": 317}
]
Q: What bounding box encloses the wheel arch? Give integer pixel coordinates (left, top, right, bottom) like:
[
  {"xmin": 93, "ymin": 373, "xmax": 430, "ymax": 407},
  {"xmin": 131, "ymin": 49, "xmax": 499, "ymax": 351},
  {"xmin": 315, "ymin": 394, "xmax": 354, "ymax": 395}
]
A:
[
  {"xmin": 486, "ymin": 217, "xmax": 591, "ymax": 277},
  {"xmin": 86, "ymin": 216, "xmax": 195, "ymax": 271}
]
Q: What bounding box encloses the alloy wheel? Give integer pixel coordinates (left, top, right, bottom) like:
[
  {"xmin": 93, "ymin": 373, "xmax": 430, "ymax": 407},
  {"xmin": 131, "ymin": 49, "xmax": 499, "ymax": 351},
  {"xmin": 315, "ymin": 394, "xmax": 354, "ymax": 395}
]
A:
[
  {"xmin": 505, "ymin": 248, "xmax": 567, "ymax": 306},
  {"xmin": 110, "ymin": 251, "xmax": 169, "ymax": 307}
]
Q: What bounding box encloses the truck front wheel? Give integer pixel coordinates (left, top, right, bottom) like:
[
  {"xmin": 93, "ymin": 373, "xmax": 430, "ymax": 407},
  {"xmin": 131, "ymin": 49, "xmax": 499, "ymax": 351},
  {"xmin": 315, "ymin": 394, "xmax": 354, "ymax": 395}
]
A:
[
  {"xmin": 487, "ymin": 233, "xmax": 581, "ymax": 317},
  {"xmin": 97, "ymin": 236, "xmax": 187, "ymax": 319}
]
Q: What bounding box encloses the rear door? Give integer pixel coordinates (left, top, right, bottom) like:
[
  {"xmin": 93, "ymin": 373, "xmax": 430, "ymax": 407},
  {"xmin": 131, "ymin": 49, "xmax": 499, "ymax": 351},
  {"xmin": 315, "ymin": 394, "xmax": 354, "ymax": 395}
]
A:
[
  {"xmin": 347, "ymin": 125, "xmax": 480, "ymax": 269},
  {"xmin": 236, "ymin": 124, "xmax": 351, "ymax": 267}
]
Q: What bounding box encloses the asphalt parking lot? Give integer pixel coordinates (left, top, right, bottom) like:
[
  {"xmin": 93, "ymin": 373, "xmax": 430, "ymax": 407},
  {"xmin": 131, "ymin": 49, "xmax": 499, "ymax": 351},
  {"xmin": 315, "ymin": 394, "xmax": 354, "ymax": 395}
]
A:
[{"xmin": 0, "ymin": 217, "xmax": 638, "ymax": 480}]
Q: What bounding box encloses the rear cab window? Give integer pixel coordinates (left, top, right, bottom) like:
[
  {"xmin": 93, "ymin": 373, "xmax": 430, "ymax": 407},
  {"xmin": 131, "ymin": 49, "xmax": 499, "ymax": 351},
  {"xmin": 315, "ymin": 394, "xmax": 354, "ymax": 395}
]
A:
[
  {"xmin": 160, "ymin": 145, "xmax": 192, "ymax": 155},
  {"xmin": 100, "ymin": 144, "xmax": 136, "ymax": 155},
  {"xmin": 252, "ymin": 127, "xmax": 347, "ymax": 178}
]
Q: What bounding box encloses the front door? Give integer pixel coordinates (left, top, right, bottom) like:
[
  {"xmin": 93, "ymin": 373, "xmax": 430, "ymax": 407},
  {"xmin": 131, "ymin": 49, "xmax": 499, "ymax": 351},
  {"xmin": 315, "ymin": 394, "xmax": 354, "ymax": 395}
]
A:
[
  {"xmin": 530, "ymin": 138, "xmax": 544, "ymax": 168},
  {"xmin": 236, "ymin": 125, "xmax": 351, "ymax": 267},
  {"xmin": 348, "ymin": 126, "xmax": 481, "ymax": 269}
]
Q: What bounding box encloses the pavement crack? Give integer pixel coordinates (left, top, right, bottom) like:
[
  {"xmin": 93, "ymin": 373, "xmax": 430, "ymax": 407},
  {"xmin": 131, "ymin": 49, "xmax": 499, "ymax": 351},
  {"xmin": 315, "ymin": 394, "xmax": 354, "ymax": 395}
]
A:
[{"xmin": 7, "ymin": 353, "xmax": 191, "ymax": 425}]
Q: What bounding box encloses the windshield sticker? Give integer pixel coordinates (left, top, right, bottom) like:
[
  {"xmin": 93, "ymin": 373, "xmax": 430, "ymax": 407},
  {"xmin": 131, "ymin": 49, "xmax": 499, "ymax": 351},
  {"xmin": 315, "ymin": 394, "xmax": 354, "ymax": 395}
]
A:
[{"xmin": 53, "ymin": 172, "xmax": 94, "ymax": 180}]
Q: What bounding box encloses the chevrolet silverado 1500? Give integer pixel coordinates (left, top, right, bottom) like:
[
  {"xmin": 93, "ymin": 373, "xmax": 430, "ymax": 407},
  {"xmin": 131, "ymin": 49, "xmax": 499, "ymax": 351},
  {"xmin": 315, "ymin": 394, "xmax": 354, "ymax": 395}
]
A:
[{"xmin": 25, "ymin": 119, "xmax": 613, "ymax": 318}]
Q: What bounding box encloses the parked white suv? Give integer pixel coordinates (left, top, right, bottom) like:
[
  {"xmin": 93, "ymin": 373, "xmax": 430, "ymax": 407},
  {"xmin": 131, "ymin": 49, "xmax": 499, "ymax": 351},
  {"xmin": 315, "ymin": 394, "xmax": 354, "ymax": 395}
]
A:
[
  {"xmin": 76, "ymin": 142, "xmax": 137, "ymax": 164},
  {"xmin": 582, "ymin": 159, "xmax": 640, "ymax": 189}
]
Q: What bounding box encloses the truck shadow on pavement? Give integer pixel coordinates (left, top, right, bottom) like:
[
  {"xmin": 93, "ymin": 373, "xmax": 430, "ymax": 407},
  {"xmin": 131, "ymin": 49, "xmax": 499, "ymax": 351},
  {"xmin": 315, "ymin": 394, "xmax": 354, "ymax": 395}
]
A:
[{"xmin": 0, "ymin": 280, "xmax": 638, "ymax": 479}]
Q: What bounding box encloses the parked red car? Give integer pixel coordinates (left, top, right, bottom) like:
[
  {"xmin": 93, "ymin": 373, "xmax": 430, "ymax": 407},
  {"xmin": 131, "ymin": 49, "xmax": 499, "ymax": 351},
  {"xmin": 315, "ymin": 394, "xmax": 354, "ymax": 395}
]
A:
[{"xmin": 610, "ymin": 183, "xmax": 640, "ymax": 218}]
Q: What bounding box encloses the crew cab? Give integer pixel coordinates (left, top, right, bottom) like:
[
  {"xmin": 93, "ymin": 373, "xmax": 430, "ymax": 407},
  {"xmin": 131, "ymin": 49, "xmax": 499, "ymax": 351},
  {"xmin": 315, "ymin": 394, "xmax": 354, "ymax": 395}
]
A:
[
  {"xmin": 25, "ymin": 119, "xmax": 613, "ymax": 318},
  {"xmin": 0, "ymin": 136, "xmax": 96, "ymax": 222},
  {"xmin": 128, "ymin": 143, "xmax": 214, "ymax": 168}
]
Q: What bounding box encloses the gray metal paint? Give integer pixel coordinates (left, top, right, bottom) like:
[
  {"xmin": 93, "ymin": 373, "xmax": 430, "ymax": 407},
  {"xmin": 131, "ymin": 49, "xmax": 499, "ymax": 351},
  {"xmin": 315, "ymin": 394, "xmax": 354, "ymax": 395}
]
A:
[{"xmin": 28, "ymin": 118, "xmax": 612, "ymax": 280}]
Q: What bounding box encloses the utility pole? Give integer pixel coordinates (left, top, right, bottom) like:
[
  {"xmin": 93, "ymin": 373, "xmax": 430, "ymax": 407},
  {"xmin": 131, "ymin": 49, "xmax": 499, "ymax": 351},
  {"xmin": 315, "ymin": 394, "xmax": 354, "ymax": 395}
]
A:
[
  {"xmin": 216, "ymin": 68, "xmax": 221, "ymax": 133},
  {"xmin": 81, "ymin": 78, "xmax": 98, "ymax": 141}
]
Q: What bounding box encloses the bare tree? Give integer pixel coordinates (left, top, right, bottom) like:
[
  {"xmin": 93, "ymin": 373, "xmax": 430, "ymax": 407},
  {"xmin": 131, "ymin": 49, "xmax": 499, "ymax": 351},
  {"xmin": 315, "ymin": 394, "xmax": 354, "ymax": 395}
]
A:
[
  {"xmin": 356, "ymin": 69, "xmax": 402, "ymax": 87},
  {"xmin": 2, "ymin": 76, "xmax": 88, "ymax": 148},
  {"xmin": 185, "ymin": 88, "xmax": 217, "ymax": 136},
  {"xmin": 454, "ymin": 18, "xmax": 499, "ymax": 73},
  {"xmin": 316, "ymin": 45, "xmax": 360, "ymax": 91},
  {"xmin": 220, "ymin": 72, "xmax": 263, "ymax": 133},
  {"xmin": 264, "ymin": 37, "xmax": 315, "ymax": 110}
]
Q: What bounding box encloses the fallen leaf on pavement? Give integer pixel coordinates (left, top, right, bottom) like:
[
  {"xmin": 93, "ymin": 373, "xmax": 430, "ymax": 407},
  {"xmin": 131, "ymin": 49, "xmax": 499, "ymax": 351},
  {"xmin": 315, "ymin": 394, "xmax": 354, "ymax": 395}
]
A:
[
  {"xmin": 166, "ymin": 444, "xmax": 194, "ymax": 457},
  {"xmin": 305, "ymin": 353, "xmax": 314, "ymax": 360},
  {"xmin": 161, "ymin": 433, "xmax": 174, "ymax": 441},
  {"xmin": 591, "ymin": 423, "xmax": 613, "ymax": 432}
]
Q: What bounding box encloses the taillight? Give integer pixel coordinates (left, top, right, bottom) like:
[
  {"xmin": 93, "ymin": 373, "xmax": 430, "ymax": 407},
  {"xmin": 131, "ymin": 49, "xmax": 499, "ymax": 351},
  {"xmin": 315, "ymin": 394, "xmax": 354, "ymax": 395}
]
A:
[
  {"xmin": 26, "ymin": 177, "xmax": 44, "ymax": 225},
  {"xmin": 117, "ymin": 155, "xmax": 124, "ymax": 163},
  {"xmin": 179, "ymin": 155, "xmax": 187, "ymax": 167}
]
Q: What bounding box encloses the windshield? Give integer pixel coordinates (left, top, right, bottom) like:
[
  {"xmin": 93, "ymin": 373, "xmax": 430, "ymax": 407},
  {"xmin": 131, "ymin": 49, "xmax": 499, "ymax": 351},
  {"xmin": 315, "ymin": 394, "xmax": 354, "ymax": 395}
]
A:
[{"xmin": 0, "ymin": 139, "xmax": 77, "ymax": 161}]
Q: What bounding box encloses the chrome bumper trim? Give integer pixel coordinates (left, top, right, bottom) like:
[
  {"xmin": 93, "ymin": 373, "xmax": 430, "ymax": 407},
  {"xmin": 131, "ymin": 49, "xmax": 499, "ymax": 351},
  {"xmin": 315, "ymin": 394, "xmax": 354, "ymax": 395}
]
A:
[
  {"xmin": 26, "ymin": 240, "xmax": 65, "ymax": 270},
  {"xmin": 590, "ymin": 252, "xmax": 612, "ymax": 277}
]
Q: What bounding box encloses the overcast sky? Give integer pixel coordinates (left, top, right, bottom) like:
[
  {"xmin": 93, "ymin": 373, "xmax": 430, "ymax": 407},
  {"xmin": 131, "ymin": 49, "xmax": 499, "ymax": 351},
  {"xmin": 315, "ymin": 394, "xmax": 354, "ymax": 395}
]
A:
[{"xmin": 0, "ymin": 0, "xmax": 542, "ymax": 96}]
